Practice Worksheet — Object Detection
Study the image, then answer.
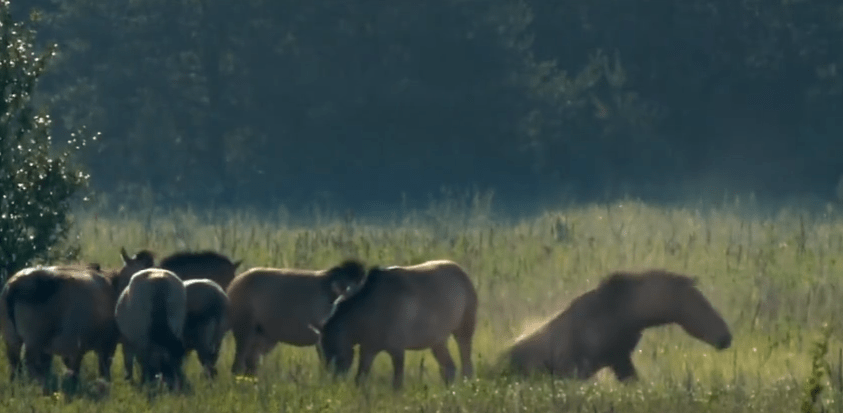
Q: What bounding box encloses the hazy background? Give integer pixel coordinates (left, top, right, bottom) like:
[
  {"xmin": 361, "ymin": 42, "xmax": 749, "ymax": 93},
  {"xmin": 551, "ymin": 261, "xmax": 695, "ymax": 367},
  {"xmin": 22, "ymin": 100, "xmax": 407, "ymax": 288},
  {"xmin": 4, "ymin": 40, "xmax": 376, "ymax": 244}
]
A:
[{"xmin": 12, "ymin": 0, "xmax": 843, "ymax": 216}]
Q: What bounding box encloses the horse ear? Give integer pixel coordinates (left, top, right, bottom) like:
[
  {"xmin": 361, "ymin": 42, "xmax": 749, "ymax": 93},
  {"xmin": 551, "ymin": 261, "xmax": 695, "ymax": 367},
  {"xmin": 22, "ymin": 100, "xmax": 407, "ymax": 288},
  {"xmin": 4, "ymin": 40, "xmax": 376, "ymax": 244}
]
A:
[
  {"xmin": 232, "ymin": 260, "xmax": 243, "ymax": 271},
  {"xmin": 120, "ymin": 247, "xmax": 130, "ymax": 264}
]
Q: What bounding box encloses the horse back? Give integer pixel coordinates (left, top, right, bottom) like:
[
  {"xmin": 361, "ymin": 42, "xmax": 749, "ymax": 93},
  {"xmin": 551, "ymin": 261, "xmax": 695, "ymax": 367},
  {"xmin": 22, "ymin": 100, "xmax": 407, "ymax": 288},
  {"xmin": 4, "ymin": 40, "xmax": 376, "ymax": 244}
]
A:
[
  {"xmin": 337, "ymin": 261, "xmax": 476, "ymax": 342},
  {"xmin": 3, "ymin": 267, "xmax": 115, "ymax": 352},
  {"xmin": 160, "ymin": 251, "xmax": 239, "ymax": 288}
]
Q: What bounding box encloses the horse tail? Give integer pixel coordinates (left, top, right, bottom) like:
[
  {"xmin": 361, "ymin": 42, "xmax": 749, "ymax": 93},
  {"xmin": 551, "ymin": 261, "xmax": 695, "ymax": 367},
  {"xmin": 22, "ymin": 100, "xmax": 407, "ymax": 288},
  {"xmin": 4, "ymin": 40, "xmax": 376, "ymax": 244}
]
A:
[
  {"xmin": 149, "ymin": 281, "xmax": 185, "ymax": 362},
  {"xmin": 3, "ymin": 272, "xmax": 62, "ymax": 334}
]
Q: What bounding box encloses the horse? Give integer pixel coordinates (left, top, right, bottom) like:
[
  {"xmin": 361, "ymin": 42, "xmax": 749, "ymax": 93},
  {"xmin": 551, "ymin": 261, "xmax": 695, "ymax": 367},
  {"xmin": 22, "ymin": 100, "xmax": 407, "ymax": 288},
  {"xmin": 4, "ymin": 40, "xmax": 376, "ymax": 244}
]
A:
[
  {"xmin": 502, "ymin": 269, "xmax": 732, "ymax": 381},
  {"xmin": 225, "ymin": 259, "xmax": 368, "ymax": 376},
  {"xmin": 115, "ymin": 268, "xmax": 187, "ymax": 390},
  {"xmin": 311, "ymin": 260, "xmax": 478, "ymax": 390}
]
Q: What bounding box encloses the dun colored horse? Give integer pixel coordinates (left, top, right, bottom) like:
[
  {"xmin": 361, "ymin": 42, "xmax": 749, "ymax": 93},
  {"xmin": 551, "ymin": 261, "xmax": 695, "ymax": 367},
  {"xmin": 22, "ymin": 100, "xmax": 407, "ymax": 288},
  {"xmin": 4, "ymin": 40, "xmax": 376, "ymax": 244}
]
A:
[
  {"xmin": 119, "ymin": 247, "xmax": 242, "ymax": 289},
  {"xmin": 0, "ymin": 253, "xmax": 148, "ymax": 388},
  {"xmin": 182, "ymin": 279, "xmax": 229, "ymax": 378},
  {"xmin": 502, "ymin": 269, "xmax": 732, "ymax": 381},
  {"xmin": 312, "ymin": 260, "xmax": 478, "ymax": 390},
  {"xmin": 225, "ymin": 260, "xmax": 368, "ymax": 376},
  {"xmin": 115, "ymin": 268, "xmax": 187, "ymax": 389}
]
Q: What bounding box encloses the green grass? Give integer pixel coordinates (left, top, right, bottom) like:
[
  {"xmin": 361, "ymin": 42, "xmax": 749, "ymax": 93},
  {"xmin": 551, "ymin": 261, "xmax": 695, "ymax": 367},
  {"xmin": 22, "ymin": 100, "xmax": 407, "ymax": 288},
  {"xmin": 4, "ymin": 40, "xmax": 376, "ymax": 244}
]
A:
[{"xmin": 3, "ymin": 195, "xmax": 843, "ymax": 412}]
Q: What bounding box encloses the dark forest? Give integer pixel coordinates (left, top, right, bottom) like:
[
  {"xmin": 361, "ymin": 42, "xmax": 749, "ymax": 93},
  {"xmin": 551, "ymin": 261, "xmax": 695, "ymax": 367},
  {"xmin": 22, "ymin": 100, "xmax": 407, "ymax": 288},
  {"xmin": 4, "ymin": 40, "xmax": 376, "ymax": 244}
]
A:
[{"xmin": 9, "ymin": 0, "xmax": 843, "ymax": 212}]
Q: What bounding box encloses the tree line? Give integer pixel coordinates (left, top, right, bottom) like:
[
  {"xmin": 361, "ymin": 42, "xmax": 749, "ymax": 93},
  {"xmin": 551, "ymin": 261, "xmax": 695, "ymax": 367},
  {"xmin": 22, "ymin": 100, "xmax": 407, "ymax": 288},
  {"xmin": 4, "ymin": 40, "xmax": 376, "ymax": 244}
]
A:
[{"xmin": 8, "ymin": 0, "xmax": 843, "ymax": 210}]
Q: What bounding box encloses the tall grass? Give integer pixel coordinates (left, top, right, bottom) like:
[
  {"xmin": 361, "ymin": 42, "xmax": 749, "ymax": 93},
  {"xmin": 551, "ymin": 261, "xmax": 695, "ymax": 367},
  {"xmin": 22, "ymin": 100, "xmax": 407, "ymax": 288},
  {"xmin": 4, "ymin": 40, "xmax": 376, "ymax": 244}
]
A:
[{"xmin": 3, "ymin": 194, "xmax": 843, "ymax": 412}]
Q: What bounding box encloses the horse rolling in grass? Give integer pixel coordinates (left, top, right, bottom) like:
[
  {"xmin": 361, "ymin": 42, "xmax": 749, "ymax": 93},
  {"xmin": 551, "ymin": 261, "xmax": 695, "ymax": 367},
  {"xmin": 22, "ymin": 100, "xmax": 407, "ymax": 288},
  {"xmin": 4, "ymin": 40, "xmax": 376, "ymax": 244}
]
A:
[{"xmin": 503, "ymin": 269, "xmax": 732, "ymax": 381}]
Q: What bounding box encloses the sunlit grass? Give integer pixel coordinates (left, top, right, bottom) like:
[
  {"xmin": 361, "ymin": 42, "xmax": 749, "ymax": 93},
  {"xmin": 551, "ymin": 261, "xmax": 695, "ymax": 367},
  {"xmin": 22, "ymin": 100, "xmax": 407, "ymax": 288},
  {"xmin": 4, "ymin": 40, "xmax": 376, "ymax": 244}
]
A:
[{"xmin": 3, "ymin": 195, "xmax": 843, "ymax": 411}]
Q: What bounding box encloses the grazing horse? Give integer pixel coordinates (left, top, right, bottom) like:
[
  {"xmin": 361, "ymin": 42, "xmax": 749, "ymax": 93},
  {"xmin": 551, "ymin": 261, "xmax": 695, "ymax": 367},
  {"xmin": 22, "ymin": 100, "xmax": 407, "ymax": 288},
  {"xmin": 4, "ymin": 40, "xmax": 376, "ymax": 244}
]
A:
[
  {"xmin": 0, "ymin": 253, "xmax": 148, "ymax": 388},
  {"xmin": 121, "ymin": 278, "xmax": 230, "ymax": 380},
  {"xmin": 117, "ymin": 247, "xmax": 238, "ymax": 380},
  {"xmin": 226, "ymin": 260, "xmax": 368, "ymax": 376},
  {"xmin": 159, "ymin": 250, "xmax": 242, "ymax": 290},
  {"xmin": 115, "ymin": 268, "xmax": 187, "ymax": 390},
  {"xmin": 182, "ymin": 279, "xmax": 229, "ymax": 378},
  {"xmin": 118, "ymin": 248, "xmax": 242, "ymax": 290},
  {"xmin": 502, "ymin": 269, "xmax": 732, "ymax": 381},
  {"xmin": 312, "ymin": 260, "xmax": 478, "ymax": 390}
]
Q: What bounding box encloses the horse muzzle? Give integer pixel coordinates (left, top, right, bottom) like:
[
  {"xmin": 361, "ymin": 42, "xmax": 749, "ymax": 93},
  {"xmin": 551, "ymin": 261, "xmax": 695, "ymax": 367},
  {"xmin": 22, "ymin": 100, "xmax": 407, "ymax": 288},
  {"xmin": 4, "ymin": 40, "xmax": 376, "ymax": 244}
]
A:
[{"xmin": 715, "ymin": 333, "xmax": 732, "ymax": 350}]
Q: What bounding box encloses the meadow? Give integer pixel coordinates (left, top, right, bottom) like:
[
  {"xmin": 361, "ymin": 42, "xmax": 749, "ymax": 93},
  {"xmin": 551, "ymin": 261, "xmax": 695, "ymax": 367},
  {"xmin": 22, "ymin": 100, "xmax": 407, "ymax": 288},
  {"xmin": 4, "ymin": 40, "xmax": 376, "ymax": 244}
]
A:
[{"xmin": 2, "ymin": 193, "xmax": 843, "ymax": 412}]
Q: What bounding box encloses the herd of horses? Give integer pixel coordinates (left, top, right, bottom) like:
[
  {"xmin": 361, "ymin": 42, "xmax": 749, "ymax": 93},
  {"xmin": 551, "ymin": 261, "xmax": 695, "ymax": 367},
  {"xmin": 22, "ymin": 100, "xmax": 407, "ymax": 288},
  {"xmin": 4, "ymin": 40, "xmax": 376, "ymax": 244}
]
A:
[{"xmin": 0, "ymin": 248, "xmax": 733, "ymax": 393}]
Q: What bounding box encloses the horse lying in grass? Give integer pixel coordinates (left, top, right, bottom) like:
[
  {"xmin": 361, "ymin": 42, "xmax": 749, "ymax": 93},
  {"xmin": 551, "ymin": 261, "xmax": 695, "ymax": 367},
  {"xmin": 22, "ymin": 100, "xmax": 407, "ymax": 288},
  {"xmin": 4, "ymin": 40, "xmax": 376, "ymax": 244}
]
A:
[
  {"xmin": 502, "ymin": 269, "xmax": 732, "ymax": 381},
  {"xmin": 115, "ymin": 268, "xmax": 188, "ymax": 390},
  {"xmin": 311, "ymin": 260, "xmax": 478, "ymax": 390},
  {"xmin": 225, "ymin": 259, "xmax": 368, "ymax": 376}
]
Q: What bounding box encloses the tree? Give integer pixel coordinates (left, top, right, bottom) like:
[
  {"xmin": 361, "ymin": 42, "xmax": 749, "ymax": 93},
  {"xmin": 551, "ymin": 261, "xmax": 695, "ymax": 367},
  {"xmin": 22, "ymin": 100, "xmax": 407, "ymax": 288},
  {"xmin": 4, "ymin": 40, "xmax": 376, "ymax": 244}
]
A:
[
  {"xmin": 25, "ymin": 0, "xmax": 539, "ymax": 208},
  {"xmin": 0, "ymin": 0, "xmax": 90, "ymax": 282}
]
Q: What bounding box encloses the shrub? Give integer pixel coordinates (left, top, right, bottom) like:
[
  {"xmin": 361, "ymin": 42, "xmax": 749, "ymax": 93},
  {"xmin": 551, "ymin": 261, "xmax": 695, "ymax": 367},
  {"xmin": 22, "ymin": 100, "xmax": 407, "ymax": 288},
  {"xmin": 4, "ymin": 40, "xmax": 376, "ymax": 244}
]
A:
[{"xmin": 0, "ymin": 1, "xmax": 91, "ymax": 282}]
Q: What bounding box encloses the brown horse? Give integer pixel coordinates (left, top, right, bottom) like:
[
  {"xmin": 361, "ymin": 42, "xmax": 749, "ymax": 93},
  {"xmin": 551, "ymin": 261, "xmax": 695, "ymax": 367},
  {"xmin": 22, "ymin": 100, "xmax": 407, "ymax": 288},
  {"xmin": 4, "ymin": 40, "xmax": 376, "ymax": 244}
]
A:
[
  {"xmin": 182, "ymin": 279, "xmax": 229, "ymax": 378},
  {"xmin": 115, "ymin": 268, "xmax": 187, "ymax": 390},
  {"xmin": 159, "ymin": 250, "xmax": 242, "ymax": 290},
  {"xmin": 226, "ymin": 260, "xmax": 368, "ymax": 376},
  {"xmin": 117, "ymin": 247, "xmax": 239, "ymax": 379},
  {"xmin": 502, "ymin": 269, "xmax": 732, "ymax": 381},
  {"xmin": 311, "ymin": 260, "xmax": 478, "ymax": 390},
  {"xmin": 119, "ymin": 247, "xmax": 242, "ymax": 289},
  {"xmin": 121, "ymin": 277, "xmax": 230, "ymax": 380},
  {"xmin": 0, "ymin": 255, "xmax": 148, "ymax": 388}
]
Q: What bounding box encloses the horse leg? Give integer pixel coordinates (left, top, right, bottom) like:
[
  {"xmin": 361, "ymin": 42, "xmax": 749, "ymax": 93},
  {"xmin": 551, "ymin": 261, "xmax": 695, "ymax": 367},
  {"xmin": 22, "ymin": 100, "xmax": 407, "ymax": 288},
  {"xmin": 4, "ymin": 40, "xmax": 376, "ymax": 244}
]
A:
[
  {"xmin": 122, "ymin": 342, "xmax": 136, "ymax": 381},
  {"xmin": 4, "ymin": 340, "xmax": 23, "ymax": 380},
  {"xmin": 197, "ymin": 347, "xmax": 219, "ymax": 379},
  {"xmin": 160, "ymin": 354, "xmax": 180, "ymax": 391},
  {"xmin": 354, "ymin": 346, "xmax": 378, "ymax": 386},
  {"xmin": 174, "ymin": 363, "xmax": 187, "ymax": 390},
  {"xmin": 170, "ymin": 348, "xmax": 187, "ymax": 390},
  {"xmin": 245, "ymin": 336, "xmax": 271, "ymax": 376},
  {"xmin": 138, "ymin": 348, "xmax": 157, "ymax": 386},
  {"xmin": 231, "ymin": 326, "xmax": 256, "ymax": 375},
  {"xmin": 24, "ymin": 349, "xmax": 52, "ymax": 388},
  {"xmin": 62, "ymin": 353, "xmax": 84, "ymax": 388},
  {"xmin": 453, "ymin": 310, "xmax": 476, "ymax": 379},
  {"xmin": 430, "ymin": 342, "xmax": 457, "ymax": 385},
  {"xmin": 572, "ymin": 358, "xmax": 600, "ymax": 380},
  {"xmin": 98, "ymin": 336, "xmax": 119, "ymax": 382},
  {"xmin": 386, "ymin": 349, "xmax": 406, "ymax": 391},
  {"xmin": 97, "ymin": 350, "xmax": 114, "ymax": 382},
  {"xmin": 609, "ymin": 353, "xmax": 638, "ymax": 382}
]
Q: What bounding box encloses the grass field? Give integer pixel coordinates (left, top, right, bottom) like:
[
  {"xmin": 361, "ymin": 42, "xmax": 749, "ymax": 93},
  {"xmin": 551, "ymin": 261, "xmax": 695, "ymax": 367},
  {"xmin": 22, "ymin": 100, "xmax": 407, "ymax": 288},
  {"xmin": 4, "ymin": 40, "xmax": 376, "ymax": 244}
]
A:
[{"xmin": 3, "ymin": 194, "xmax": 843, "ymax": 412}]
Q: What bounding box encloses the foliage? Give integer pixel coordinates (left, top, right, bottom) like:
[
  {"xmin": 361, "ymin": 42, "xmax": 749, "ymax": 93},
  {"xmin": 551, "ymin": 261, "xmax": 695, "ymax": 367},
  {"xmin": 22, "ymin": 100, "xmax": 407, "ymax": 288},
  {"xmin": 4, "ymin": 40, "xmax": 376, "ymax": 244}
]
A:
[
  {"xmin": 10, "ymin": 0, "xmax": 842, "ymax": 208},
  {"xmin": 0, "ymin": 0, "xmax": 90, "ymax": 282}
]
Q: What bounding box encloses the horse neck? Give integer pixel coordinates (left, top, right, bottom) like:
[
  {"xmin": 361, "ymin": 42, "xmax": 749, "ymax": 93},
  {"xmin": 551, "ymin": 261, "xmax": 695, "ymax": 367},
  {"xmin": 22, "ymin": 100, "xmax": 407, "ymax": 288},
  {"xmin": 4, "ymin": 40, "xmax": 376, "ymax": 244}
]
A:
[
  {"xmin": 625, "ymin": 295, "xmax": 682, "ymax": 331},
  {"xmin": 318, "ymin": 275, "xmax": 339, "ymax": 300}
]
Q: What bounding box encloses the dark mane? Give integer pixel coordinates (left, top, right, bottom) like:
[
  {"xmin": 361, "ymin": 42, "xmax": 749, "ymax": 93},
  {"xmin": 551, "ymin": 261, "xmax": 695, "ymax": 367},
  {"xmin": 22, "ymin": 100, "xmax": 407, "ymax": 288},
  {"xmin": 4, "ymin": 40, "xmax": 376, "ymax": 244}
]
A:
[
  {"xmin": 323, "ymin": 265, "xmax": 386, "ymax": 325},
  {"xmin": 596, "ymin": 269, "xmax": 696, "ymax": 302},
  {"xmin": 159, "ymin": 250, "xmax": 236, "ymax": 267},
  {"xmin": 328, "ymin": 259, "xmax": 368, "ymax": 283},
  {"xmin": 133, "ymin": 250, "xmax": 156, "ymax": 266}
]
